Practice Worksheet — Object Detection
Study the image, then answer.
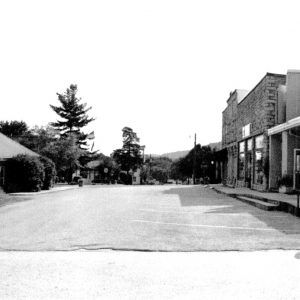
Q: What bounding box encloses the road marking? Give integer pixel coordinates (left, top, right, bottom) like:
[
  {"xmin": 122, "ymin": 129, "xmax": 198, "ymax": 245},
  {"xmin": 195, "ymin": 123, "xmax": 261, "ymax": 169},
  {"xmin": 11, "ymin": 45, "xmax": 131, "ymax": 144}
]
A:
[
  {"xmin": 138, "ymin": 209, "xmax": 287, "ymax": 218},
  {"xmin": 132, "ymin": 219, "xmax": 300, "ymax": 233}
]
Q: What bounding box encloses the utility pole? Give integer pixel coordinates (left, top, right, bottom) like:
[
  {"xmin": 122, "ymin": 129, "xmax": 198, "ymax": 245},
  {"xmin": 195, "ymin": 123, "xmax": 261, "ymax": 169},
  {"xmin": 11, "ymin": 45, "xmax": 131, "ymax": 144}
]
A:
[{"xmin": 193, "ymin": 133, "xmax": 196, "ymax": 185}]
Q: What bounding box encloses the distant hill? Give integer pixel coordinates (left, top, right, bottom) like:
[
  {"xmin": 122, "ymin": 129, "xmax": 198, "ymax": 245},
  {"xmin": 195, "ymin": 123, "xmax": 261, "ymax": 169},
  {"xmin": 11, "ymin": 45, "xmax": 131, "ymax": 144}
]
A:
[
  {"xmin": 207, "ymin": 141, "xmax": 221, "ymax": 151},
  {"xmin": 146, "ymin": 142, "xmax": 221, "ymax": 161},
  {"xmin": 145, "ymin": 151, "xmax": 188, "ymax": 161},
  {"xmin": 160, "ymin": 150, "xmax": 189, "ymax": 161}
]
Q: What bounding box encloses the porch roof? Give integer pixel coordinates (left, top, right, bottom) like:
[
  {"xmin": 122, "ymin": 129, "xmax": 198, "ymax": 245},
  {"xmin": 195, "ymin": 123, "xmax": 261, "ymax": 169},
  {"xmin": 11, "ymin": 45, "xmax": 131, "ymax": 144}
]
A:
[
  {"xmin": 0, "ymin": 132, "xmax": 38, "ymax": 159},
  {"xmin": 86, "ymin": 160, "xmax": 101, "ymax": 169},
  {"xmin": 268, "ymin": 116, "xmax": 300, "ymax": 136}
]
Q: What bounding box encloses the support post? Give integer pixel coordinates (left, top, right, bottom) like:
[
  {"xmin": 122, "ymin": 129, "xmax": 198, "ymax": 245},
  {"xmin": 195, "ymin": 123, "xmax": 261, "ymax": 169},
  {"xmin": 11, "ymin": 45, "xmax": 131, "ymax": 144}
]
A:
[
  {"xmin": 297, "ymin": 193, "xmax": 299, "ymax": 217},
  {"xmin": 193, "ymin": 133, "xmax": 196, "ymax": 185}
]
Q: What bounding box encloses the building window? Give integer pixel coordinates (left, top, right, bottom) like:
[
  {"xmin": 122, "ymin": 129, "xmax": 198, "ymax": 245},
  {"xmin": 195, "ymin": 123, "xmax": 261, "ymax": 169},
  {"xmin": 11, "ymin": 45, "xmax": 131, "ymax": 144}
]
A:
[
  {"xmin": 246, "ymin": 139, "xmax": 253, "ymax": 182},
  {"xmin": 247, "ymin": 138, "xmax": 252, "ymax": 151},
  {"xmin": 255, "ymin": 135, "xmax": 263, "ymax": 148},
  {"xmin": 254, "ymin": 135, "xmax": 264, "ymax": 184},
  {"xmin": 242, "ymin": 123, "xmax": 251, "ymax": 138},
  {"xmin": 238, "ymin": 141, "xmax": 245, "ymax": 179}
]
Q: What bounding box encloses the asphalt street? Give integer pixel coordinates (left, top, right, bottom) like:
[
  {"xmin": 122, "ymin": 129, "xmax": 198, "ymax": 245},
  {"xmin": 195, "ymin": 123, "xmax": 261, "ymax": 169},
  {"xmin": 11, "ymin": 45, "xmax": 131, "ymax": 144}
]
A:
[{"xmin": 1, "ymin": 185, "xmax": 300, "ymax": 251}]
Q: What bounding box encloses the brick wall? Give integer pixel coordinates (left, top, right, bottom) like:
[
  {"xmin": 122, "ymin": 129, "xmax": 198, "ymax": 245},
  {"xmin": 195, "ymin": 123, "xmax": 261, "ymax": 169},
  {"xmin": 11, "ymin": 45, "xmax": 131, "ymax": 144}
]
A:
[
  {"xmin": 222, "ymin": 92, "xmax": 238, "ymax": 148},
  {"xmin": 236, "ymin": 74, "xmax": 286, "ymax": 190},
  {"xmin": 236, "ymin": 74, "xmax": 286, "ymax": 140},
  {"xmin": 221, "ymin": 73, "xmax": 286, "ymax": 190}
]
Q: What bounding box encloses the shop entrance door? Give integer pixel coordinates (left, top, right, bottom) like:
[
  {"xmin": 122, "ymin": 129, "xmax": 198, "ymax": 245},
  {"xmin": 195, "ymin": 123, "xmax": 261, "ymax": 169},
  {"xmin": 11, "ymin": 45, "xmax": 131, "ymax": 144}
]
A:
[{"xmin": 294, "ymin": 149, "xmax": 300, "ymax": 191}]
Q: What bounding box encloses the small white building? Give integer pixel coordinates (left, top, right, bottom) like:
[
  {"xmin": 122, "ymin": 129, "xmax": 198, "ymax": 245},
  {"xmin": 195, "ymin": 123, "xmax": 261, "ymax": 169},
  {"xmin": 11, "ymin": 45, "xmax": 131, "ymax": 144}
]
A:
[{"xmin": 132, "ymin": 168, "xmax": 141, "ymax": 185}]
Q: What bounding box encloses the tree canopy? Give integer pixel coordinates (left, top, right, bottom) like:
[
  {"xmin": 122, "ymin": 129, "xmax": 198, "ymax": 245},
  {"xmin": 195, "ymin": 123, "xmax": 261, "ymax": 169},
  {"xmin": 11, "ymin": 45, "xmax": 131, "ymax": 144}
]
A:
[
  {"xmin": 50, "ymin": 84, "xmax": 95, "ymax": 148},
  {"xmin": 0, "ymin": 120, "xmax": 29, "ymax": 138},
  {"xmin": 171, "ymin": 145, "xmax": 215, "ymax": 181},
  {"xmin": 143, "ymin": 156, "xmax": 172, "ymax": 183},
  {"xmin": 112, "ymin": 127, "xmax": 143, "ymax": 172},
  {"xmin": 40, "ymin": 133, "xmax": 83, "ymax": 182}
]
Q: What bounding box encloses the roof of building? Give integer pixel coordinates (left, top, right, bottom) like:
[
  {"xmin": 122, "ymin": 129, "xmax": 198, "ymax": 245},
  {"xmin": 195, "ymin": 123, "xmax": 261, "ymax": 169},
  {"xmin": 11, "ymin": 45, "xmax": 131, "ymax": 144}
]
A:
[
  {"xmin": 0, "ymin": 132, "xmax": 38, "ymax": 160},
  {"xmin": 237, "ymin": 72, "xmax": 286, "ymax": 106},
  {"xmin": 226, "ymin": 89, "xmax": 249, "ymax": 104},
  {"xmin": 287, "ymin": 69, "xmax": 300, "ymax": 74},
  {"xmin": 86, "ymin": 160, "xmax": 102, "ymax": 169}
]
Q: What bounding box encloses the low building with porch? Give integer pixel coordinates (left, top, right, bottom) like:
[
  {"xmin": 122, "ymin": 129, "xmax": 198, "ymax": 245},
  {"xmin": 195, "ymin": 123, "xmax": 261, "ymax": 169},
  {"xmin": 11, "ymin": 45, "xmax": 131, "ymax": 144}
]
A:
[{"xmin": 0, "ymin": 132, "xmax": 39, "ymax": 189}]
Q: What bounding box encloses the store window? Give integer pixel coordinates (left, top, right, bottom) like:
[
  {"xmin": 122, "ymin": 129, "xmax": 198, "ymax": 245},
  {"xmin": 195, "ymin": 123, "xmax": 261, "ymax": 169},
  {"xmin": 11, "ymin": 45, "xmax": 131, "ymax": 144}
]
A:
[
  {"xmin": 247, "ymin": 139, "xmax": 252, "ymax": 151},
  {"xmin": 246, "ymin": 139, "xmax": 253, "ymax": 182},
  {"xmin": 254, "ymin": 135, "xmax": 264, "ymax": 184},
  {"xmin": 238, "ymin": 141, "xmax": 245, "ymax": 179}
]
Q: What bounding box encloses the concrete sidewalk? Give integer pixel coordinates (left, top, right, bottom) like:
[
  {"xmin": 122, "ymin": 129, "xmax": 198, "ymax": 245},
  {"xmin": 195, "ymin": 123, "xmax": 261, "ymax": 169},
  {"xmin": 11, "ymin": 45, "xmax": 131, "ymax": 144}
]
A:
[
  {"xmin": 210, "ymin": 184, "xmax": 299, "ymax": 216},
  {"xmin": 0, "ymin": 185, "xmax": 80, "ymax": 207},
  {"xmin": 8, "ymin": 184, "xmax": 79, "ymax": 196}
]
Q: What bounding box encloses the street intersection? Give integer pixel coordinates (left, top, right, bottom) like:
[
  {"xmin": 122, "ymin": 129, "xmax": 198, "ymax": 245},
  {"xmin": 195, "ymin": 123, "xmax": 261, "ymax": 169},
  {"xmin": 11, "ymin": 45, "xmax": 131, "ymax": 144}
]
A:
[{"xmin": 1, "ymin": 185, "xmax": 300, "ymax": 251}]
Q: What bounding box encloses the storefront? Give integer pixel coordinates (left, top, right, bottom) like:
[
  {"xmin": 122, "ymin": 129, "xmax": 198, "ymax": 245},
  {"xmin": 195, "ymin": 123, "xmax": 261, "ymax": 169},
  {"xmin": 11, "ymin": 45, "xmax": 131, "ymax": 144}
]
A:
[
  {"xmin": 268, "ymin": 116, "xmax": 300, "ymax": 190},
  {"xmin": 236, "ymin": 134, "xmax": 266, "ymax": 189},
  {"xmin": 221, "ymin": 71, "xmax": 289, "ymax": 191}
]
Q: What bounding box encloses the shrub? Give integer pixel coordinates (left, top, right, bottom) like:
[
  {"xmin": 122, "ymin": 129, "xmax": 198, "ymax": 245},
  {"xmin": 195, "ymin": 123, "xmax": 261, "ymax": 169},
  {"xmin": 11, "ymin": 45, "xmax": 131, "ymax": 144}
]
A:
[
  {"xmin": 119, "ymin": 171, "xmax": 132, "ymax": 185},
  {"xmin": 39, "ymin": 156, "xmax": 56, "ymax": 190},
  {"xmin": 4, "ymin": 155, "xmax": 44, "ymax": 193}
]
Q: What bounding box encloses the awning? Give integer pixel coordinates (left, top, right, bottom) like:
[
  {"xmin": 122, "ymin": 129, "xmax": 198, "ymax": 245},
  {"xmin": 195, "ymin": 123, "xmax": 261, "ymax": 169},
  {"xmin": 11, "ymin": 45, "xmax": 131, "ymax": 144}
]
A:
[{"xmin": 268, "ymin": 116, "xmax": 300, "ymax": 136}]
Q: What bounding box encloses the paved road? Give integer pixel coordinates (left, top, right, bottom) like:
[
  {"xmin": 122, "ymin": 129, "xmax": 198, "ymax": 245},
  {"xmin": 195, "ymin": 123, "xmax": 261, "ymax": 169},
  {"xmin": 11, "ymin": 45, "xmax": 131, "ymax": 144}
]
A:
[
  {"xmin": 1, "ymin": 250, "xmax": 300, "ymax": 299},
  {"xmin": 1, "ymin": 185, "xmax": 300, "ymax": 251}
]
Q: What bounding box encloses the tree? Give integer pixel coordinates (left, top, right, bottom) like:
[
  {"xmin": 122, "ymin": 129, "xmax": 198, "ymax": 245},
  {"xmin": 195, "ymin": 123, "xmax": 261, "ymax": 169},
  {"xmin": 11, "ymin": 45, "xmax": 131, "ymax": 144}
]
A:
[
  {"xmin": 170, "ymin": 159, "xmax": 183, "ymax": 181},
  {"xmin": 112, "ymin": 127, "xmax": 143, "ymax": 173},
  {"xmin": 39, "ymin": 156, "xmax": 57, "ymax": 190},
  {"xmin": 171, "ymin": 145, "xmax": 215, "ymax": 182},
  {"xmin": 0, "ymin": 120, "xmax": 29, "ymax": 139},
  {"xmin": 40, "ymin": 134, "xmax": 83, "ymax": 182},
  {"xmin": 50, "ymin": 84, "xmax": 95, "ymax": 148},
  {"xmin": 143, "ymin": 156, "xmax": 172, "ymax": 183},
  {"xmin": 18, "ymin": 125, "xmax": 60, "ymax": 153}
]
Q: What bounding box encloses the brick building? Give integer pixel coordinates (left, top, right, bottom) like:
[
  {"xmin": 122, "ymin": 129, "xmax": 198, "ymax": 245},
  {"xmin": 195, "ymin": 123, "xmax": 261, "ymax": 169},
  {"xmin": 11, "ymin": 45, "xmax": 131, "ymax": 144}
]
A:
[{"xmin": 221, "ymin": 72, "xmax": 287, "ymax": 191}]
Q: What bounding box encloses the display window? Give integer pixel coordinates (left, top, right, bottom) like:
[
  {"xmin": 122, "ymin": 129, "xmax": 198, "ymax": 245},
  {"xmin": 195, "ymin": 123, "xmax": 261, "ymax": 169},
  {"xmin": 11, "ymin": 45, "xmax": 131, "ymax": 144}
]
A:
[
  {"xmin": 254, "ymin": 135, "xmax": 264, "ymax": 184},
  {"xmin": 238, "ymin": 141, "xmax": 245, "ymax": 179}
]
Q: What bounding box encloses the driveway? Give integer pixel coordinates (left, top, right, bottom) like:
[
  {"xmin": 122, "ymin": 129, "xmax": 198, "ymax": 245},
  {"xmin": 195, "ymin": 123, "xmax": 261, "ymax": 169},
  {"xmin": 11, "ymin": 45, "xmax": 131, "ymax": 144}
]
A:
[{"xmin": 1, "ymin": 185, "xmax": 300, "ymax": 251}]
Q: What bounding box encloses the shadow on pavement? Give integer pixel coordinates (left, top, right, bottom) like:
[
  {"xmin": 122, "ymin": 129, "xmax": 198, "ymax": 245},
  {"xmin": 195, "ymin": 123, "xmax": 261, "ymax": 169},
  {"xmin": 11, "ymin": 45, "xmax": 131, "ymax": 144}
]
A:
[
  {"xmin": 163, "ymin": 186, "xmax": 300, "ymax": 236},
  {"xmin": 163, "ymin": 186, "xmax": 217, "ymax": 207}
]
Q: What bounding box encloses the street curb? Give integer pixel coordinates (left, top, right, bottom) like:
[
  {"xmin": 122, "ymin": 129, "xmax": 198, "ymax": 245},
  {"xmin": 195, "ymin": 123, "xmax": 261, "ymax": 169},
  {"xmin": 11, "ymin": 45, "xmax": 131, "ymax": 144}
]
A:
[
  {"xmin": 9, "ymin": 185, "xmax": 79, "ymax": 196},
  {"xmin": 210, "ymin": 186, "xmax": 300, "ymax": 218}
]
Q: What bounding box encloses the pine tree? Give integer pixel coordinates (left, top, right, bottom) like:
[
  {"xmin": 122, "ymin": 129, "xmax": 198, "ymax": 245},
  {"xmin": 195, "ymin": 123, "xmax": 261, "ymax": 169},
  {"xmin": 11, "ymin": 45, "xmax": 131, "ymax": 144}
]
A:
[
  {"xmin": 50, "ymin": 84, "xmax": 94, "ymax": 148},
  {"xmin": 112, "ymin": 127, "xmax": 143, "ymax": 172}
]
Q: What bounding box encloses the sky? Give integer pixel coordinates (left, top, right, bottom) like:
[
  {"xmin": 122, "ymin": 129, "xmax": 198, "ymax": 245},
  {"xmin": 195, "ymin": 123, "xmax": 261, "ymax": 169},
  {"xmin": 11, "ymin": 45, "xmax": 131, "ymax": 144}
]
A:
[{"xmin": 1, "ymin": 0, "xmax": 300, "ymax": 155}]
